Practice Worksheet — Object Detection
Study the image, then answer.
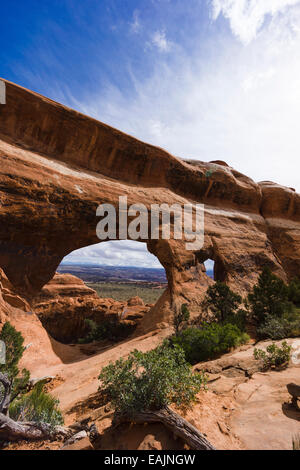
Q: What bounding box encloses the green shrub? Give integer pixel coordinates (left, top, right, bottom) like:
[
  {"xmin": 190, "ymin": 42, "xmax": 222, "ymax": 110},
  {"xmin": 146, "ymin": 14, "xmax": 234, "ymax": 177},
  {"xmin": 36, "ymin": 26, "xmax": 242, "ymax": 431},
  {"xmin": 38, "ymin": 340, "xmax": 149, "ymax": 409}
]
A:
[
  {"xmin": 224, "ymin": 309, "xmax": 247, "ymax": 331},
  {"xmin": 169, "ymin": 323, "xmax": 249, "ymax": 365},
  {"xmin": 0, "ymin": 322, "xmax": 26, "ymax": 379},
  {"xmin": 98, "ymin": 344, "xmax": 206, "ymax": 416},
  {"xmin": 79, "ymin": 318, "xmax": 135, "ymax": 344},
  {"xmin": 257, "ymin": 307, "xmax": 300, "ymax": 340},
  {"xmin": 253, "ymin": 341, "xmax": 291, "ymax": 370},
  {"xmin": 10, "ymin": 381, "xmax": 63, "ymax": 428},
  {"xmin": 173, "ymin": 303, "xmax": 190, "ymax": 336},
  {"xmin": 0, "ymin": 322, "xmax": 63, "ymax": 427},
  {"xmin": 202, "ymin": 282, "xmax": 242, "ymax": 323},
  {"xmin": 257, "ymin": 317, "xmax": 290, "ymax": 340},
  {"xmin": 248, "ymin": 267, "xmax": 290, "ymax": 325},
  {"xmin": 288, "ymin": 278, "xmax": 300, "ymax": 307},
  {"xmin": 0, "ymin": 322, "xmax": 30, "ymax": 415}
]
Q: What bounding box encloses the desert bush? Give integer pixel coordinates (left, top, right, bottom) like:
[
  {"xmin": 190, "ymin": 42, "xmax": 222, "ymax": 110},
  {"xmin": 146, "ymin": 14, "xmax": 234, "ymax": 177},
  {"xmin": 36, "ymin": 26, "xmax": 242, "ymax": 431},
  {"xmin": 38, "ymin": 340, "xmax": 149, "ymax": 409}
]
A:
[
  {"xmin": 0, "ymin": 322, "xmax": 30, "ymax": 415},
  {"xmin": 288, "ymin": 277, "xmax": 300, "ymax": 307},
  {"xmin": 257, "ymin": 307, "xmax": 300, "ymax": 340},
  {"xmin": 0, "ymin": 322, "xmax": 63, "ymax": 427},
  {"xmin": 79, "ymin": 318, "xmax": 135, "ymax": 344},
  {"xmin": 257, "ymin": 317, "xmax": 290, "ymax": 340},
  {"xmin": 98, "ymin": 344, "xmax": 206, "ymax": 416},
  {"xmin": 173, "ymin": 303, "xmax": 190, "ymax": 336},
  {"xmin": 9, "ymin": 381, "xmax": 63, "ymax": 428},
  {"xmin": 202, "ymin": 282, "xmax": 242, "ymax": 323},
  {"xmin": 253, "ymin": 341, "xmax": 291, "ymax": 370},
  {"xmin": 169, "ymin": 323, "xmax": 249, "ymax": 365},
  {"xmin": 224, "ymin": 309, "xmax": 248, "ymax": 331},
  {"xmin": 248, "ymin": 267, "xmax": 290, "ymax": 325}
]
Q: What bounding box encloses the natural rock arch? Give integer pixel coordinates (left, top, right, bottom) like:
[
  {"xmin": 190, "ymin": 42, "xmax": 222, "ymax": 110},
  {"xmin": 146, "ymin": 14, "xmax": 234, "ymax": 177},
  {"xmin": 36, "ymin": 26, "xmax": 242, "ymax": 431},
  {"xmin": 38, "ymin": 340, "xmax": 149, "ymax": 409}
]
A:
[{"xmin": 0, "ymin": 79, "xmax": 300, "ymax": 330}]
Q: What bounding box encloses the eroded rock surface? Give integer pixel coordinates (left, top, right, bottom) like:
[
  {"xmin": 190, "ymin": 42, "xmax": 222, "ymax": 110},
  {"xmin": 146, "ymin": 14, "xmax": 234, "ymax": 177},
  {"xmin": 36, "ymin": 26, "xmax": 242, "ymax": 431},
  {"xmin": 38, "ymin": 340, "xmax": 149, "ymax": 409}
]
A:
[
  {"xmin": 0, "ymin": 80, "xmax": 300, "ymax": 330},
  {"xmin": 33, "ymin": 273, "xmax": 150, "ymax": 343}
]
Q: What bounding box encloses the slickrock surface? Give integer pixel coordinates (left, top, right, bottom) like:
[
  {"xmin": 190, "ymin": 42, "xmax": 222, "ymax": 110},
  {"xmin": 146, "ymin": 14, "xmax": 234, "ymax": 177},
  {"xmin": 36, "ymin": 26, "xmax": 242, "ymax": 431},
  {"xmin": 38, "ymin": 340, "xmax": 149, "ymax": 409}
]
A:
[{"xmin": 0, "ymin": 80, "xmax": 300, "ymax": 329}]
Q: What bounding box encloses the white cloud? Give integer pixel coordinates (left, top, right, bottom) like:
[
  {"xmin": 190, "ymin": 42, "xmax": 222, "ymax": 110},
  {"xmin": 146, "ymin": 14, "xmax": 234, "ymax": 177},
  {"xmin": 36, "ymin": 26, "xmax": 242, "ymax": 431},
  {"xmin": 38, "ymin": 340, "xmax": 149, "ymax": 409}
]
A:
[
  {"xmin": 151, "ymin": 30, "xmax": 171, "ymax": 51},
  {"xmin": 67, "ymin": 2, "xmax": 300, "ymax": 193},
  {"xmin": 62, "ymin": 240, "xmax": 163, "ymax": 268},
  {"xmin": 212, "ymin": 0, "xmax": 300, "ymax": 44}
]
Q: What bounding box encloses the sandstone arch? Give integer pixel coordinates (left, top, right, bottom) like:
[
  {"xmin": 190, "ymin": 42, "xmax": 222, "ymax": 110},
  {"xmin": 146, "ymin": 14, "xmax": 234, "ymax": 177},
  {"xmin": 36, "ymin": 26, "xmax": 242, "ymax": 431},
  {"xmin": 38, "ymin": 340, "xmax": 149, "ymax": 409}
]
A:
[{"xmin": 0, "ymin": 79, "xmax": 300, "ymax": 330}]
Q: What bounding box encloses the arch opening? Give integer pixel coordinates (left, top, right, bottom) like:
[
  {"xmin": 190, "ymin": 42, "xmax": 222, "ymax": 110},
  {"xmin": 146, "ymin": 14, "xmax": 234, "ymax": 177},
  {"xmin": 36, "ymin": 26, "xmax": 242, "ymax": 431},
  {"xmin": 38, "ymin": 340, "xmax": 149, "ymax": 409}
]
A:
[
  {"xmin": 34, "ymin": 240, "xmax": 168, "ymax": 344},
  {"xmin": 58, "ymin": 240, "xmax": 167, "ymax": 304},
  {"xmin": 195, "ymin": 250, "xmax": 227, "ymax": 284},
  {"xmin": 204, "ymin": 259, "xmax": 215, "ymax": 281}
]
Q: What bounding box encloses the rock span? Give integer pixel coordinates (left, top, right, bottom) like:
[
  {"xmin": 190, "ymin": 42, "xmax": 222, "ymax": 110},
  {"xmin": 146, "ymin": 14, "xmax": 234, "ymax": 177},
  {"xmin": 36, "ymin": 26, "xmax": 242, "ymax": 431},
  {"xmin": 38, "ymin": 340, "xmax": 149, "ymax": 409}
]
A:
[{"xmin": 0, "ymin": 79, "xmax": 300, "ymax": 330}]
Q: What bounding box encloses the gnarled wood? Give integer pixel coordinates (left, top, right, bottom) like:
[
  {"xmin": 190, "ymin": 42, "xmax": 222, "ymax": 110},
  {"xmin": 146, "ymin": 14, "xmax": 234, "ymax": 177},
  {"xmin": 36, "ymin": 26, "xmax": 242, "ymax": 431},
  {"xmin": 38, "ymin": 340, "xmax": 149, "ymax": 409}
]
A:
[
  {"xmin": 113, "ymin": 406, "xmax": 216, "ymax": 450},
  {"xmin": 0, "ymin": 412, "xmax": 71, "ymax": 442}
]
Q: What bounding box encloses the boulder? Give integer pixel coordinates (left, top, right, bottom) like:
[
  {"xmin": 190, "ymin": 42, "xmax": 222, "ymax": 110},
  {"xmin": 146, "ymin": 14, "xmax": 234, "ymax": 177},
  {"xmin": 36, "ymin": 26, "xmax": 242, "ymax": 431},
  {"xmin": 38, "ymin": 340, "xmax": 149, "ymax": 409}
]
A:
[
  {"xmin": 32, "ymin": 273, "xmax": 148, "ymax": 343},
  {"xmin": 127, "ymin": 296, "xmax": 144, "ymax": 307}
]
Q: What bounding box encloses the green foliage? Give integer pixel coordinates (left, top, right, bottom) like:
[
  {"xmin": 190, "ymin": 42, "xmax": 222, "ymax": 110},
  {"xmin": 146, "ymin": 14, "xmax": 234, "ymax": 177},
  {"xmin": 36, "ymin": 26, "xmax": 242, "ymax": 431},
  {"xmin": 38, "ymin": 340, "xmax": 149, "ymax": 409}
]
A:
[
  {"xmin": 98, "ymin": 344, "xmax": 206, "ymax": 416},
  {"xmin": 202, "ymin": 282, "xmax": 242, "ymax": 323},
  {"xmin": 0, "ymin": 322, "xmax": 30, "ymax": 412},
  {"xmin": 288, "ymin": 277, "xmax": 300, "ymax": 307},
  {"xmin": 0, "ymin": 322, "xmax": 26, "ymax": 379},
  {"xmin": 247, "ymin": 269, "xmax": 300, "ymax": 339},
  {"xmin": 248, "ymin": 267, "xmax": 289, "ymax": 325},
  {"xmin": 10, "ymin": 381, "xmax": 64, "ymax": 428},
  {"xmin": 79, "ymin": 318, "xmax": 135, "ymax": 344},
  {"xmin": 257, "ymin": 316, "xmax": 290, "ymax": 340},
  {"xmin": 253, "ymin": 341, "xmax": 291, "ymax": 370},
  {"xmin": 0, "ymin": 322, "xmax": 63, "ymax": 427},
  {"xmin": 224, "ymin": 309, "xmax": 248, "ymax": 331},
  {"xmin": 169, "ymin": 323, "xmax": 249, "ymax": 365},
  {"xmin": 257, "ymin": 309, "xmax": 300, "ymax": 340},
  {"xmin": 173, "ymin": 303, "xmax": 190, "ymax": 336}
]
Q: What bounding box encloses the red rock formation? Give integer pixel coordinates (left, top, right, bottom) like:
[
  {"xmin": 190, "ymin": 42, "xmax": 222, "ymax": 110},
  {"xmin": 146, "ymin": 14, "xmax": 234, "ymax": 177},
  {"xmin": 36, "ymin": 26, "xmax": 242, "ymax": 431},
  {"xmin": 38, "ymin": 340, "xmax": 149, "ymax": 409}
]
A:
[
  {"xmin": 127, "ymin": 296, "xmax": 144, "ymax": 307},
  {"xmin": 0, "ymin": 79, "xmax": 299, "ymax": 330},
  {"xmin": 33, "ymin": 273, "xmax": 149, "ymax": 343}
]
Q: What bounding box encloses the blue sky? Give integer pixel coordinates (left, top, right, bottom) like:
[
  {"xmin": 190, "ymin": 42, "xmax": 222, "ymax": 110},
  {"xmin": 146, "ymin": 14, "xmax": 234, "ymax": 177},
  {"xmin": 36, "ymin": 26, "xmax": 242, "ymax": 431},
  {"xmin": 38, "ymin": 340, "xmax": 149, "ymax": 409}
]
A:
[{"xmin": 2, "ymin": 0, "xmax": 300, "ymax": 268}]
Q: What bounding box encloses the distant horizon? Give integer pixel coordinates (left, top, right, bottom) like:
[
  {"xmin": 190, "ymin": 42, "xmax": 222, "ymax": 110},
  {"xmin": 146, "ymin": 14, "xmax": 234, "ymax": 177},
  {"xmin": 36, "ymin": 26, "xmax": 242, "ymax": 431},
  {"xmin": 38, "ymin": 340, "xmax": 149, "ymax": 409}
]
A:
[
  {"xmin": 58, "ymin": 261, "xmax": 214, "ymax": 276},
  {"xmin": 59, "ymin": 261, "xmax": 166, "ymax": 271}
]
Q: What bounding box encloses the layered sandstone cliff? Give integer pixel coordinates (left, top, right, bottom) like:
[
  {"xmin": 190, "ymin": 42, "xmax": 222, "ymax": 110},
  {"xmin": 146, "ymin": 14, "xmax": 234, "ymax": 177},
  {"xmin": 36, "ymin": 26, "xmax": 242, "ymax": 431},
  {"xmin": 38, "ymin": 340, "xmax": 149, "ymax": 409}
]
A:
[{"xmin": 0, "ymin": 79, "xmax": 299, "ymax": 330}]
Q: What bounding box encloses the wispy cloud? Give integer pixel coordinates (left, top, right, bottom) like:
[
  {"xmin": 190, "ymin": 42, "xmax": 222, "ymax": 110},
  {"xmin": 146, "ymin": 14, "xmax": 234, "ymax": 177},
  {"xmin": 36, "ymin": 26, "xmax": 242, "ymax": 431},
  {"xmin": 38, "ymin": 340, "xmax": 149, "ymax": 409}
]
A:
[
  {"xmin": 62, "ymin": 1, "xmax": 300, "ymax": 193},
  {"xmin": 151, "ymin": 30, "xmax": 172, "ymax": 51},
  {"xmin": 212, "ymin": 0, "xmax": 300, "ymax": 44},
  {"xmin": 130, "ymin": 9, "xmax": 142, "ymax": 34}
]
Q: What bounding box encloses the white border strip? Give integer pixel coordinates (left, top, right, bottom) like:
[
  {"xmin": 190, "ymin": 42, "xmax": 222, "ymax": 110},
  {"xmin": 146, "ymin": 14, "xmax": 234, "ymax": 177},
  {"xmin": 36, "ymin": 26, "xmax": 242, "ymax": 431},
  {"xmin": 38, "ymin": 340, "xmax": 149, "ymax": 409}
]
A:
[{"xmin": 0, "ymin": 80, "xmax": 6, "ymax": 104}]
